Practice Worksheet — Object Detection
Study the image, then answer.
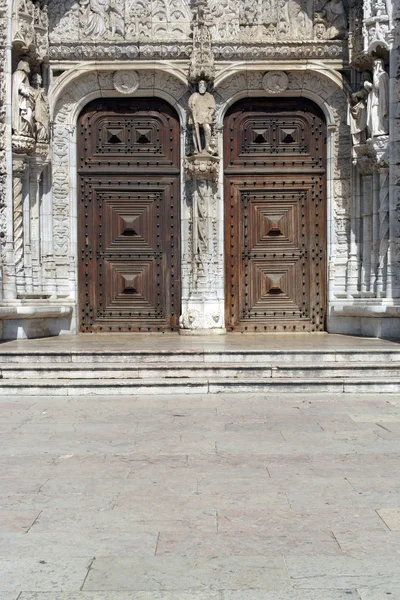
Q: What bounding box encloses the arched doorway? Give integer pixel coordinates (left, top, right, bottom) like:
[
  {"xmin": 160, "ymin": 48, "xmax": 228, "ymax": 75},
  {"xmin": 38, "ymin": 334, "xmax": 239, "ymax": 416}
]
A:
[
  {"xmin": 224, "ymin": 98, "xmax": 327, "ymax": 332},
  {"xmin": 77, "ymin": 98, "xmax": 181, "ymax": 332}
]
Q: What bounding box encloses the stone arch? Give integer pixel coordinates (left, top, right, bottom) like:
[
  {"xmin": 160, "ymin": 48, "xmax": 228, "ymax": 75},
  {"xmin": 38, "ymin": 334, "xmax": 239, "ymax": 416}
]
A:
[
  {"xmin": 213, "ymin": 68, "xmax": 353, "ymax": 328},
  {"xmin": 50, "ymin": 66, "xmax": 189, "ymax": 330}
]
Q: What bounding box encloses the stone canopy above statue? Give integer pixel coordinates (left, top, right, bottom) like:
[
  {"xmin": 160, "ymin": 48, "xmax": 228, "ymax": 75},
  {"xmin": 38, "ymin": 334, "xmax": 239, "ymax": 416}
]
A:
[{"xmin": 48, "ymin": 0, "xmax": 348, "ymax": 43}]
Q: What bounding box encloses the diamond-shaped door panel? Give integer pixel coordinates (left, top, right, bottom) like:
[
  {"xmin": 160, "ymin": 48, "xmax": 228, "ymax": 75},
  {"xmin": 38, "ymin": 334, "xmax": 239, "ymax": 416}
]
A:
[
  {"xmin": 243, "ymin": 260, "xmax": 306, "ymax": 320},
  {"xmin": 245, "ymin": 190, "xmax": 304, "ymax": 252},
  {"xmin": 98, "ymin": 190, "xmax": 163, "ymax": 254},
  {"xmin": 98, "ymin": 260, "xmax": 162, "ymax": 321}
]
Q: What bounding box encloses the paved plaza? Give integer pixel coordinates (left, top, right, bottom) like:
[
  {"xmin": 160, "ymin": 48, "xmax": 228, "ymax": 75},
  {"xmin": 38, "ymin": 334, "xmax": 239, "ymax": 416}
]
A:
[{"xmin": 1, "ymin": 388, "xmax": 400, "ymax": 598}]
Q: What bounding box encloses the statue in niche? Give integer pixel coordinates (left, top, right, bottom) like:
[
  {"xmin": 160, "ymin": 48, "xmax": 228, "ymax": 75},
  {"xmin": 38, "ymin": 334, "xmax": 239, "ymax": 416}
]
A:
[
  {"xmin": 348, "ymin": 73, "xmax": 372, "ymax": 145},
  {"xmin": 365, "ymin": 58, "xmax": 389, "ymax": 137},
  {"xmin": 12, "ymin": 60, "xmax": 35, "ymax": 138},
  {"xmin": 31, "ymin": 73, "xmax": 50, "ymax": 143},
  {"xmin": 315, "ymin": 0, "xmax": 347, "ymax": 39},
  {"xmin": 188, "ymin": 80, "xmax": 217, "ymax": 156}
]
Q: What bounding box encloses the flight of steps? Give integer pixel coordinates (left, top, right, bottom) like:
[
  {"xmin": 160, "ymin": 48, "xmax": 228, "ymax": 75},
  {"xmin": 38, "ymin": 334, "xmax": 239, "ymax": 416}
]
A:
[{"xmin": 1, "ymin": 347, "xmax": 400, "ymax": 394}]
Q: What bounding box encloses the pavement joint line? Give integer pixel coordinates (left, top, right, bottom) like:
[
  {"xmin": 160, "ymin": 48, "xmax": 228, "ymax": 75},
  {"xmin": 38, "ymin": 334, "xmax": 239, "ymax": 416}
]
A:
[
  {"xmin": 375, "ymin": 508, "xmax": 393, "ymax": 531},
  {"xmin": 24, "ymin": 509, "xmax": 42, "ymax": 534},
  {"xmin": 80, "ymin": 556, "xmax": 96, "ymax": 591}
]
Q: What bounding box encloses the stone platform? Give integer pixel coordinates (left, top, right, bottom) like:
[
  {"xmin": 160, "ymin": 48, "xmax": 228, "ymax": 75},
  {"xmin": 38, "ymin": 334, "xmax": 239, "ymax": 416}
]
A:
[{"xmin": 0, "ymin": 333, "xmax": 399, "ymax": 395}]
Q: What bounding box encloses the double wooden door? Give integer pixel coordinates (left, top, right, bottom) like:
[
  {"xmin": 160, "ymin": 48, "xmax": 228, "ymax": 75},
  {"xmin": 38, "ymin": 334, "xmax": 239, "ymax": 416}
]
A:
[
  {"xmin": 224, "ymin": 99, "xmax": 327, "ymax": 332},
  {"xmin": 78, "ymin": 98, "xmax": 180, "ymax": 332}
]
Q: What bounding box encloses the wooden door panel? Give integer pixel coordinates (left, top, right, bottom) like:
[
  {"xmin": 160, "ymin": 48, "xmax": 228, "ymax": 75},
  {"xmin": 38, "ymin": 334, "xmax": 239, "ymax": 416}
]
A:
[
  {"xmin": 78, "ymin": 99, "xmax": 180, "ymax": 332},
  {"xmin": 224, "ymin": 99, "xmax": 326, "ymax": 332}
]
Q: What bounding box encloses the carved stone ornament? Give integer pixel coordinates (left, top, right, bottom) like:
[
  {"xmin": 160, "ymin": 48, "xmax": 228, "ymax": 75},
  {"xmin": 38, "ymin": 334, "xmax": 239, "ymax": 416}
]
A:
[
  {"xmin": 263, "ymin": 71, "xmax": 289, "ymax": 94},
  {"xmin": 184, "ymin": 154, "xmax": 220, "ymax": 182},
  {"xmin": 188, "ymin": 80, "xmax": 217, "ymax": 155},
  {"xmin": 113, "ymin": 70, "xmax": 139, "ymax": 94}
]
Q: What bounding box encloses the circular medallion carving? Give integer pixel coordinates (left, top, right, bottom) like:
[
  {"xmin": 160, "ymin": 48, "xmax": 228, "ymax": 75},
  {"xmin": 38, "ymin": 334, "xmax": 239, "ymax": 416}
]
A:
[
  {"xmin": 113, "ymin": 71, "xmax": 139, "ymax": 95},
  {"xmin": 262, "ymin": 71, "xmax": 289, "ymax": 94}
]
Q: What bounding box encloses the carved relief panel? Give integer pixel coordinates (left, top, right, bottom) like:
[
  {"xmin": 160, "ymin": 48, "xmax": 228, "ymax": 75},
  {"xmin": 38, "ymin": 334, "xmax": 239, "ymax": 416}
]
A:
[{"xmin": 48, "ymin": 0, "xmax": 192, "ymax": 42}]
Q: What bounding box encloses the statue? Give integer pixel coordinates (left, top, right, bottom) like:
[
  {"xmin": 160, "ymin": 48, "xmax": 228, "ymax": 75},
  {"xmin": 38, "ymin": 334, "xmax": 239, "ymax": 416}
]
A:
[
  {"xmin": 188, "ymin": 80, "xmax": 216, "ymax": 155},
  {"xmin": 348, "ymin": 73, "xmax": 372, "ymax": 144},
  {"xmin": 365, "ymin": 59, "xmax": 389, "ymax": 137},
  {"xmin": 31, "ymin": 73, "xmax": 50, "ymax": 143},
  {"xmin": 315, "ymin": 0, "xmax": 347, "ymax": 39},
  {"xmin": 80, "ymin": 0, "xmax": 124, "ymax": 38},
  {"xmin": 12, "ymin": 60, "xmax": 34, "ymax": 138}
]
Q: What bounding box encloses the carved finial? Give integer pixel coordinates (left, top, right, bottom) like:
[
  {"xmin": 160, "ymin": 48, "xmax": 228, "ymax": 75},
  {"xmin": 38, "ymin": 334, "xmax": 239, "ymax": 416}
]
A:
[{"xmin": 189, "ymin": 0, "xmax": 215, "ymax": 83}]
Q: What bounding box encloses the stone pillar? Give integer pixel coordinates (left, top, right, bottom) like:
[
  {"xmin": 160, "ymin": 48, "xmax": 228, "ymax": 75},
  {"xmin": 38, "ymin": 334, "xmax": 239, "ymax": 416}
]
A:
[
  {"xmin": 180, "ymin": 154, "xmax": 225, "ymax": 334},
  {"xmin": 373, "ymin": 137, "xmax": 390, "ymax": 298},
  {"xmin": 12, "ymin": 156, "xmax": 29, "ymax": 291}
]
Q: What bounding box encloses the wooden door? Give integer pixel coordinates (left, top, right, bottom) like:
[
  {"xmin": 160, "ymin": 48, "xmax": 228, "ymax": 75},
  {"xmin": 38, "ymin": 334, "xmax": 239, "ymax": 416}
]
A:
[
  {"xmin": 224, "ymin": 99, "xmax": 327, "ymax": 332},
  {"xmin": 78, "ymin": 98, "xmax": 180, "ymax": 332}
]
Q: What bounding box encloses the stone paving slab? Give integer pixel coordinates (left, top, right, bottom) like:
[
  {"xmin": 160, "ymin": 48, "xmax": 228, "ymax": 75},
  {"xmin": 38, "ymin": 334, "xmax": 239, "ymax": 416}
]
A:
[
  {"xmin": 0, "ymin": 557, "xmax": 92, "ymax": 592},
  {"xmin": 83, "ymin": 556, "xmax": 290, "ymax": 591},
  {"xmin": 286, "ymin": 557, "xmax": 400, "ymax": 588},
  {"xmin": 1, "ymin": 392, "xmax": 400, "ymax": 594}
]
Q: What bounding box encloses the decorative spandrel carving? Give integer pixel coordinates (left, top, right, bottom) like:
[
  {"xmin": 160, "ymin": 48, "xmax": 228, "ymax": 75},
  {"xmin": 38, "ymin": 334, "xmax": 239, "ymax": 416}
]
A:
[{"xmin": 48, "ymin": 0, "xmax": 192, "ymax": 42}]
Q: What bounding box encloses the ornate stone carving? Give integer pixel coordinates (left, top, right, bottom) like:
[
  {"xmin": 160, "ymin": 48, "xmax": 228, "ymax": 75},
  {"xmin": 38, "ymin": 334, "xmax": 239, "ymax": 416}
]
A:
[
  {"xmin": 12, "ymin": 159, "xmax": 29, "ymax": 278},
  {"xmin": 348, "ymin": 72, "xmax": 371, "ymax": 145},
  {"xmin": 365, "ymin": 58, "xmax": 389, "ymax": 137},
  {"xmin": 80, "ymin": 0, "xmax": 125, "ymax": 39},
  {"xmin": 32, "ymin": 73, "xmax": 50, "ymax": 143},
  {"xmin": 112, "ymin": 70, "xmax": 139, "ymax": 94},
  {"xmin": 12, "ymin": 60, "xmax": 35, "ymax": 140},
  {"xmin": 48, "ymin": 0, "xmax": 192, "ymax": 42},
  {"xmin": 184, "ymin": 154, "xmax": 220, "ymax": 182},
  {"xmin": 363, "ymin": 0, "xmax": 392, "ymax": 52},
  {"xmin": 188, "ymin": 80, "xmax": 217, "ymax": 155},
  {"xmin": 12, "ymin": 0, "xmax": 49, "ymax": 59},
  {"xmin": 189, "ymin": 0, "xmax": 214, "ymax": 83},
  {"xmin": 262, "ymin": 71, "xmax": 289, "ymax": 94},
  {"xmin": 315, "ymin": 0, "xmax": 347, "ymax": 40}
]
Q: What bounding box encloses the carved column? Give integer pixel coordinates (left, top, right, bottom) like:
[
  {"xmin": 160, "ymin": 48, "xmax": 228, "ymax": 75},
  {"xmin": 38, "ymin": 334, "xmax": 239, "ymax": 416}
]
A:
[
  {"xmin": 181, "ymin": 155, "xmax": 225, "ymax": 334},
  {"xmin": 373, "ymin": 137, "xmax": 390, "ymax": 298},
  {"xmin": 354, "ymin": 142, "xmax": 376, "ymax": 295},
  {"xmin": 12, "ymin": 157, "xmax": 29, "ymax": 290}
]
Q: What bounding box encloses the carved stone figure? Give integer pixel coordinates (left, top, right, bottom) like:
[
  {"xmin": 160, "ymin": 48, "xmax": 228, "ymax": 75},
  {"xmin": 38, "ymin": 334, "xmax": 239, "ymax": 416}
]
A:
[
  {"xmin": 365, "ymin": 59, "xmax": 389, "ymax": 137},
  {"xmin": 188, "ymin": 80, "xmax": 216, "ymax": 156},
  {"xmin": 31, "ymin": 73, "xmax": 50, "ymax": 143},
  {"xmin": 80, "ymin": 0, "xmax": 124, "ymax": 38},
  {"xmin": 348, "ymin": 73, "xmax": 372, "ymax": 144},
  {"xmin": 316, "ymin": 0, "xmax": 347, "ymax": 39},
  {"xmin": 12, "ymin": 60, "xmax": 35, "ymax": 138}
]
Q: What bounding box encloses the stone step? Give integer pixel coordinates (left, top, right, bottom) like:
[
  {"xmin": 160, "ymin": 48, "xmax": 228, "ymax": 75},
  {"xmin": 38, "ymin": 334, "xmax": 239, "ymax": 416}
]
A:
[
  {"xmin": 1, "ymin": 362, "xmax": 400, "ymax": 379},
  {"xmin": 1, "ymin": 349, "xmax": 400, "ymax": 364},
  {"xmin": 0, "ymin": 377, "xmax": 399, "ymax": 395}
]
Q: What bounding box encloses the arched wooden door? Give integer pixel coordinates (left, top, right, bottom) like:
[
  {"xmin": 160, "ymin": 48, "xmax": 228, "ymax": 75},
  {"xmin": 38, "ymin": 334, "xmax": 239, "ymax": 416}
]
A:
[
  {"xmin": 224, "ymin": 98, "xmax": 327, "ymax": 332},
  {"xmin": 78, "ymin": 98, "xmax": 180, "ymax": 332}
]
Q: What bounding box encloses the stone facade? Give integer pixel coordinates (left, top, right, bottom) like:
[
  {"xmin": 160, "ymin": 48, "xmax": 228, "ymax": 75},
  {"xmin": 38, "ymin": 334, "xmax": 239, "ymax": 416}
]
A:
[{"xmin": 0, "ymin": 0, "xmax": 398, "ymax": 339}]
